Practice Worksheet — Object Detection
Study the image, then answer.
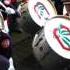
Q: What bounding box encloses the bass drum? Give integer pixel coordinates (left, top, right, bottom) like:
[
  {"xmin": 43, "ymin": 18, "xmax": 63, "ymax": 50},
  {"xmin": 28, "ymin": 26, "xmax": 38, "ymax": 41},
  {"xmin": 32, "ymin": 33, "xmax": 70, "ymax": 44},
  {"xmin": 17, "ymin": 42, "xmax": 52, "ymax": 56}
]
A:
[
  {"xmin": 32, "ymin": 16, "xmax": 70, "ymax": 70},
  {"xmin": 28, "ymin": 0, "xmax": 57, "ymax": 27}
]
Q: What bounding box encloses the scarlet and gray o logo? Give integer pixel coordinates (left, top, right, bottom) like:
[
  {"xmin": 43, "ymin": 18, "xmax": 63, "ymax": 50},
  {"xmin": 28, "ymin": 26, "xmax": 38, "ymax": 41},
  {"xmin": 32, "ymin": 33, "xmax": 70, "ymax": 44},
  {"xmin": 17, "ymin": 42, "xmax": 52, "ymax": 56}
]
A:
[{"xmin": 53, "ymin": 24, "xmax": 70, "ymax": 51}]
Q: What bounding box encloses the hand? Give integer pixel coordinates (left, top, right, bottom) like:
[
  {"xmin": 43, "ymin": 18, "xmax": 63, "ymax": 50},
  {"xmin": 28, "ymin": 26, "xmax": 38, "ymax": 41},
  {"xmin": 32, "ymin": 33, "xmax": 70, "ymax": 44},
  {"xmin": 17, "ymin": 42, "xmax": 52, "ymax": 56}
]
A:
[{"xmin": 6, "ymin": 7, "xmax": 15, "ymax": 14}]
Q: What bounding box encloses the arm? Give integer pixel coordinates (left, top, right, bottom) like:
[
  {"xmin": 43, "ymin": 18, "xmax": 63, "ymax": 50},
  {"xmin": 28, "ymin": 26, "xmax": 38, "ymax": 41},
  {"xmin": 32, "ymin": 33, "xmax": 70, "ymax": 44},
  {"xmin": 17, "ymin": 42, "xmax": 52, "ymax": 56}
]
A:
[
  {"xmin": 0, "ymin": 1, "xmax": 7, "ymax": 9},
  {"xmin": 0, "ymin": 1, "xmax": 15, "ymax": 14}
]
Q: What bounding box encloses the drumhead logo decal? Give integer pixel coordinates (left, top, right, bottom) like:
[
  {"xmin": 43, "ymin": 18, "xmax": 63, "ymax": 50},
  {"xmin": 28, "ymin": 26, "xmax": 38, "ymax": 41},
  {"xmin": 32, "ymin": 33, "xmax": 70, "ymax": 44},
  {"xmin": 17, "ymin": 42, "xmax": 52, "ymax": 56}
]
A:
[
  {"xmin": 34, "ymin": 2, "xmax": 50, "ymax": 20},
  {"xmin": 53, "ymin": 24, "xmax": 70, "ymax": 51}
]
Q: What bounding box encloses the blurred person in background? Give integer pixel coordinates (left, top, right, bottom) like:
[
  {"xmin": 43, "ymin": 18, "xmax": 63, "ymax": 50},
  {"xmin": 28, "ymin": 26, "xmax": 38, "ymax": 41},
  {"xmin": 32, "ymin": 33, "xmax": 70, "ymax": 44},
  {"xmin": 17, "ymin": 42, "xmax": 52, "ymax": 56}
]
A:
[
  {"xmin": 0, "ymin": 0, "xmax": 18, "ymax": 70},
  {"xmin": 2, "ymin": 0, "xmax": 22, "ymax": 34}
]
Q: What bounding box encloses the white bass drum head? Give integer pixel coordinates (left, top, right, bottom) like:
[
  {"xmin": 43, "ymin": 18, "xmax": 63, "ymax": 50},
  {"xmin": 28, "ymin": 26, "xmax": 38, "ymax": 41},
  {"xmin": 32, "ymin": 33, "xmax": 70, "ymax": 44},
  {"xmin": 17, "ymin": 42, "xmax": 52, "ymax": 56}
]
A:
[{"xmin": 44, "ymin": 16, "xmax": 70, "ymax": 59}]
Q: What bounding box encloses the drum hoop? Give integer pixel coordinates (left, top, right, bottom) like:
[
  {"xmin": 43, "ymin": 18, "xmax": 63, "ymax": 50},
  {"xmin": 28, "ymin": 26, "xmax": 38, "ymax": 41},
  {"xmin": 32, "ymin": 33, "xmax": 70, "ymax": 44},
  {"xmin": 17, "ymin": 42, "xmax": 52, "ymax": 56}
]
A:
[{"xmin": 47, "ymin": 15, "xmax": 70, "ymax": 21}]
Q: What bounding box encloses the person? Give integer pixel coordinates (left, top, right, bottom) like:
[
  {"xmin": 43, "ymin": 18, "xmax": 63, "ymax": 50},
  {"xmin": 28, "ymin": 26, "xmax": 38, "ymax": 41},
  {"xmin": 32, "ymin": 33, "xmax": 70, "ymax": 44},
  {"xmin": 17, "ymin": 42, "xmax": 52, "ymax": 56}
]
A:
[
  {"xmin": 0, "ymin": 28, "xmax": 15, "ymax": 70},
  {"xmin": 0, "ymin": 0, "xmax": 16, "ymax": 35},
  {"xmin": 0, "ymin": 11, "xmax": 11, "ymax": 70},
  {"xmin": 0, "ymin": 1, "xmax": 13, "ymax": 60},
  {"xmin": 0, "ymin": 31, "xmax": 12, "ymax": 59},
  {"xmin": 1, "ymin": 0, "xmax": 22, "ymax": 34}
]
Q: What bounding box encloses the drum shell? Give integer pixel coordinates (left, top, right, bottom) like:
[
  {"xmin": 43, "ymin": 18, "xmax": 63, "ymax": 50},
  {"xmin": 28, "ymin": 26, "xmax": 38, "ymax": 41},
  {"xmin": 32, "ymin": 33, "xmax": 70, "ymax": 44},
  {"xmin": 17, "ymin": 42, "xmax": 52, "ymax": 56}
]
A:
[{"xmin": 32, "ymin": 28, "xmax": 50, "ymax": 61}]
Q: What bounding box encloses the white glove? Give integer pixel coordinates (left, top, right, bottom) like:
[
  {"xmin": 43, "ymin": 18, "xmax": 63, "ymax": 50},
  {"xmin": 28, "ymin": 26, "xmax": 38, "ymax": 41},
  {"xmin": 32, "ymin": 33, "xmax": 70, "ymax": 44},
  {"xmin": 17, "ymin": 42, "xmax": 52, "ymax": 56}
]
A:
[
  {"xmin": 2, "ymin": 20, "xmax": 9, "ymax": 34},
  {"xmin": 8, "ymin": 57, "xmax": 15, "ymax": 70},
  {"xmin": 6, "ymin": 7, "xmax": 15, "ymax": 14}
]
